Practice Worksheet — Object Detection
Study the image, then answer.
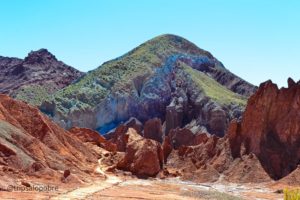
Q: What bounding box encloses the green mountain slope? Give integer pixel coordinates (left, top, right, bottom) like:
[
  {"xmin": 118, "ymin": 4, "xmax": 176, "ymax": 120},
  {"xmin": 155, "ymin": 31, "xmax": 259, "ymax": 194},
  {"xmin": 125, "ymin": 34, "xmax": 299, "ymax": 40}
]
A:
[
  {"xmin": 53, "ymin": 34, "xmax": 217, "ymax": 109},
  {"xmin": 181, "ymin": 62, "xmax": 247, "ymax": 106},
  {"xmin": 41, "ymin": 34, "xmax": 255, "ymax": 135}
]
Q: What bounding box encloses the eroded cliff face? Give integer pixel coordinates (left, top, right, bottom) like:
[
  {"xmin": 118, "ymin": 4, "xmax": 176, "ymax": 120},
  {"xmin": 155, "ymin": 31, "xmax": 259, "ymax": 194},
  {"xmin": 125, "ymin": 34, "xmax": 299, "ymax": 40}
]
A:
[
  {"xmin": 227, "ymin": 78, "xmax": 300, "ymax": 180},
  {"xmin": 41, "ymin": 35, "xmax": 255, "ymax": 137}
]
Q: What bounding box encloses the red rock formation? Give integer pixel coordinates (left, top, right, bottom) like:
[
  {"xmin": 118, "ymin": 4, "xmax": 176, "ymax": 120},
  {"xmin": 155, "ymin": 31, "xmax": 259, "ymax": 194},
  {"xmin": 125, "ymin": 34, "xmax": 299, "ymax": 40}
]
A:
[
  {"xmin": 117, "ymin": 128, "xmax": 164, "ymax": 177},
  {"xmin": 168, "ymin": 128, "xmax": 195, "ymax": 149},
  {"xmin": 162, "ymin": 136, "xmax": 172, "ymax": 163},
  {"xmin": 168, "ymin": 128, "xmax": 209, "ymax": 149},
  {"xmin": 125, "ymin": 117, "xmax": 143, "ymax": 134},
  {"xmin": 227, "ymin": 79, "xmax": 300, "ymax": 180},
  {"xmin": 143, "ymin": 118, "xmax": 163, "ymax": 143},
  {"xmin": 105, "ymin": 118, "xmax": 144, "ymax": 152},
  {"xmin": 107, "ymin": 125, "xmax": 129, "ymax": 152},
  {"xmin": 208, "ymin": 107, "xmax": 228, "ymax": 137},
  {"xmin": 165, "ymin": 133, "xmax": 271, "ymax": 183},
  {"xmin": 165, "ymin": 78, "xmax": 300, "ymax": 183},
  {"xmin": 0, "ymin": 95, "xmax": 98, "ymax": 184},
  {"xmin": 69, "ymin": 127, "xmax": 117, "ymax": 152}
]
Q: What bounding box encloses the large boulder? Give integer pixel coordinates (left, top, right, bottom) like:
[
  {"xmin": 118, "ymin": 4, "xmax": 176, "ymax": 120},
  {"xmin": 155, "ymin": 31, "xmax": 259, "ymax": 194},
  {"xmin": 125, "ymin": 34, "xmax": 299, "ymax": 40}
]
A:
[{"xmin": 117, "ymin": 128, "xmax": 163, "ymax": 177}]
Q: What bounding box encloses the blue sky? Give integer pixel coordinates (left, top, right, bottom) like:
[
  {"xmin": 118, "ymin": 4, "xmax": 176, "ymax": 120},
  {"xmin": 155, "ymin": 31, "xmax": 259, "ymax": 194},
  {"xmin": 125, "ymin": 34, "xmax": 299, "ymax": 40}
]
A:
[{"xmin": 0, "ymin": 0, "xmax": 299, "ymax": 87}]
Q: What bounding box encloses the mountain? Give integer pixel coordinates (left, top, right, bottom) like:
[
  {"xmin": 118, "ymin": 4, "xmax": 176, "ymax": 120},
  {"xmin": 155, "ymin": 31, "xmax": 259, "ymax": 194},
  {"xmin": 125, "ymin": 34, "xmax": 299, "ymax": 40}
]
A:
[
  {"xmin": 0, "ymin": 49, "xmax": 84, "ymax": 106},
  {"xmin": 42, "ymin": 34, "xmax": 256, "ymax": 136},
  {"xmin": 0, "ymin": 80, "xmax": 293, "ymax": 199}
]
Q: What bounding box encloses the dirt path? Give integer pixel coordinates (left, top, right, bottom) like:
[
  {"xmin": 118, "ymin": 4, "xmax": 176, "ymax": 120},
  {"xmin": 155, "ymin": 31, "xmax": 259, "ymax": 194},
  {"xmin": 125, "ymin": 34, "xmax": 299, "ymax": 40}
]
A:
[
  {"xmin": 49, "ymin": 175, "xmax": 283, "ymax": 200},
  {"xmin": 50, "ymin": 175, "xmax": 123, "ymax": 200},
  {"xmin": 45, "ymin": 158, "xmax": 284, "ymax": 200},
  {"xmin": 50, "ymin": 159, "xmax": 124, "ymax": 200}
]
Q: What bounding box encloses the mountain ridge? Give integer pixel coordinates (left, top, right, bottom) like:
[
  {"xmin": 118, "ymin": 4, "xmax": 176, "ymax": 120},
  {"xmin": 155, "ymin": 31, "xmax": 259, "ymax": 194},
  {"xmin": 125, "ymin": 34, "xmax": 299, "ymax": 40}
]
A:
[{"xmin": 0, "ymin": 49, "xmax": 84, "ymax": 106}]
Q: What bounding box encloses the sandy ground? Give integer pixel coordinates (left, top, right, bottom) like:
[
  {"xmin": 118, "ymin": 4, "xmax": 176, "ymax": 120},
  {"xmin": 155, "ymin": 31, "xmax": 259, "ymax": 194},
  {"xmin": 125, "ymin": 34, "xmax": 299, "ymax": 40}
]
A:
[
  {"xmin": 0, "ymin": 174, "xmax": 284, "ymax": 200},
  {"xmin": 0, "ymin": 159, "xmax": 285, "ymax": 200}
]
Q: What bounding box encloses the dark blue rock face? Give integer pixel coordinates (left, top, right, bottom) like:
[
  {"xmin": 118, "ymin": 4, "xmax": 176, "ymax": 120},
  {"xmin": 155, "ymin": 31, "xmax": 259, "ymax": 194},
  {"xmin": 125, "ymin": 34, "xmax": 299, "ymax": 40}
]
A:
[{"xmin": 97, "ymin": 121, "xmax": 119, "ymax": 134}]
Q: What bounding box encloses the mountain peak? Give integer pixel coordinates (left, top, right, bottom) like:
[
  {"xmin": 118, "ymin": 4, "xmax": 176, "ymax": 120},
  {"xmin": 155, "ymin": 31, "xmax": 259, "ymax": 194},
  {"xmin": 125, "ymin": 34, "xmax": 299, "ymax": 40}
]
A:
[
  {"xmin": 24, "ymin": 48, "xmax": 58, "ymax": 64},
  {"xmin": 151, "ymin": 34, "xmax": 186, "ymax": 41},
  {"xmin": 147, "ymin": 34, "xmax": 196, "ymax": 48},
  {"xmin": 133, "ymin": 34, "xmax": 214, "ymax": 59}
]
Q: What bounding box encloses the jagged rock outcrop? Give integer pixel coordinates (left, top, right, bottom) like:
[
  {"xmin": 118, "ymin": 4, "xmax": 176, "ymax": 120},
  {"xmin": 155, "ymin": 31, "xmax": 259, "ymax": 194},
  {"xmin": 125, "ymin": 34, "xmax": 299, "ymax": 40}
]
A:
[
  {"xmin": 227, "ymin": 78, "xmax": 300, "ymax": 180},
  {"xmin": 0, "ymin": 49, "xmax": 83, "ymax": 106},
  {"xmin": 164, "ymin": 72, "xmax": 244, "ymax": 137},
  {"xmin": 124, "ymin": 117, "xmax": 143, "ymax": 134},
  {"xmin": 107, "ymin": 124, "xmax": 129, "ymax": 152},
  {"xmin": 42, "ymin": 34, "xmax": 255, "ymax": 137},
  {"xmin": 0, "ymin": 55, "xmax": 22, "ymax": 68},
  {"xmin": 117, "ymin": 128, "xmax": 164, "ymax": 177},
  {"xmin": 165, "ymin": 131, "xmax": 272, "ymax": 183},
  {"xmin": 165, "ymin": 97, "xmax": 185, "ymax": 135},
  {"xmin": 164, "ymin": 78, "xmax": 300, "ymax": 183},
  {"xmin": 104, "ymin": 118, "xmax": 144, "ymax": 152}
]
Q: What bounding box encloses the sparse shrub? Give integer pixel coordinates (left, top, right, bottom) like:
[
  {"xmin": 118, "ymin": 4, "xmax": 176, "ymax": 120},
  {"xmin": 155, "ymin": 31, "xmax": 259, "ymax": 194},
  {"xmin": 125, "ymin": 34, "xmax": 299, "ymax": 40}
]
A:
[{"xmin": 284, "ymin": 188, "xmax": 300, "ymax": 200}]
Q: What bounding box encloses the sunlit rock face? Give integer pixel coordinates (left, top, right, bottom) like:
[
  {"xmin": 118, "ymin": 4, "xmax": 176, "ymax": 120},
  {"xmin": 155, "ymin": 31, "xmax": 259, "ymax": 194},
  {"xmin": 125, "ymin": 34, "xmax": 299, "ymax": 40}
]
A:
[
  {"xmin": 0, "ymin": 94, "xmax": 98, "ymax": 185},
  {"xmin": 116, "ymin": 128, "xmax": 164, "ymax": 177},
  {"xmin": 227, "ymin": 78, "xmax": 300, "ymax": 180}
]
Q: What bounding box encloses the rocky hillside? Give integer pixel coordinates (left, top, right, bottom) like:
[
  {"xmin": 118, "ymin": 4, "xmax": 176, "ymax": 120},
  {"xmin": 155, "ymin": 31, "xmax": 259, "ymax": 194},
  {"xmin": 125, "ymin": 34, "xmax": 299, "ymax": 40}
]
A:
[
  {"xmin": 0, "ymin": 94, "xmax": 103, "ymax": 189},
  {"xmin": 42, "ymin": 34, "xmax": 256, "ymax": 136},
  {"xmin": 0, "ymin": 49, "xmax": 84, "ymax": 106},
  {"xmin": 104, "ymin": 78, "xmax": 300, "ymax": 185},
  {"xmin": 0, "ymin": 80, "xmax": 292, "ymax": 199},
  {"xmin": 163, "ymin": 78, "xmax": 300, "ymax": 183}
]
